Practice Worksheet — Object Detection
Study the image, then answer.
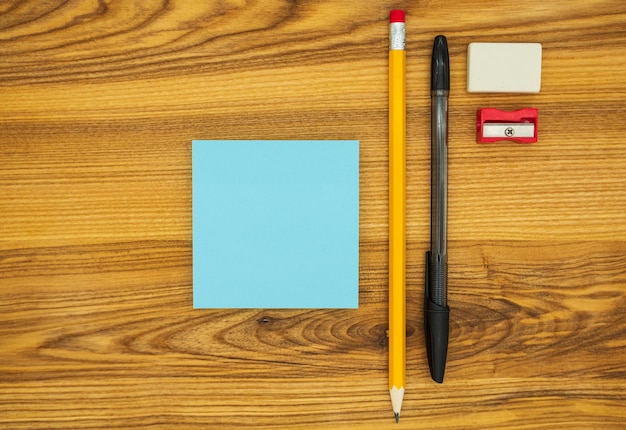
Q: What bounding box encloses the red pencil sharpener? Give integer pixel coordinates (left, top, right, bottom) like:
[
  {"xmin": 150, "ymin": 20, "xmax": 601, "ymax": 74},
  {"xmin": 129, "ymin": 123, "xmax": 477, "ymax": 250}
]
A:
[{"xmin": 477, "ymin": 108, "xmax": 538, "ymax": 144}]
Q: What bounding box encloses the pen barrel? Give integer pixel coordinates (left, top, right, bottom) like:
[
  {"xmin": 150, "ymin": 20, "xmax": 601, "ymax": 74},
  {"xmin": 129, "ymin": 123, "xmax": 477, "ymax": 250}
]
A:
[{"xmin": 430, "ymin": 91, "xmax": 448, "ymax": 307}]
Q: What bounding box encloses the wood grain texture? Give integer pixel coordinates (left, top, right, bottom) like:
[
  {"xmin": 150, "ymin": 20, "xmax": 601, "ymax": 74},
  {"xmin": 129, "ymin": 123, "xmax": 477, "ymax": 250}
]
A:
[{"xmin": 1, "ymin": 0, "xmax": 626, "ymax": 428}]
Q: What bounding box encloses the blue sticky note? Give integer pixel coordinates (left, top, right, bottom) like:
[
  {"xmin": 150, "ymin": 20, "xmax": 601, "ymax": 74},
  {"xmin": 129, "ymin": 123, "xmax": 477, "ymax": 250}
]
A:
[{"xmin": 192, "ymin": 140, "xmax": 359, "ymax": 308}]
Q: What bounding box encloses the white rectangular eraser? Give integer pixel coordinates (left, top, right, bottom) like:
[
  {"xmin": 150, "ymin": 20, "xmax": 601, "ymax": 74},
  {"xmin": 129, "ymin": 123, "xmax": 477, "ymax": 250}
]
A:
[{"xmin": 467, "ymin": 43, "xmax": 542, "ymax": 93}]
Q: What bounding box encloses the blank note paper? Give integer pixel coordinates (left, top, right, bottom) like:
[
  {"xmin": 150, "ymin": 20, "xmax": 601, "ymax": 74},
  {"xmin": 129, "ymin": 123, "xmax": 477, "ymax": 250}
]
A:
[{"xmin": 192, "ymin": 140, "xmax": 359, "ymax": 309}]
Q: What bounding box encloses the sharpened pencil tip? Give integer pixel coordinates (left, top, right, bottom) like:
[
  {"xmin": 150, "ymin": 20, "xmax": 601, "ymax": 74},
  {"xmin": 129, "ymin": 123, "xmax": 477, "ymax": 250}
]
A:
[{"xmin": 389, "ymin": 387, "xmax": 404, "ymax": 424}]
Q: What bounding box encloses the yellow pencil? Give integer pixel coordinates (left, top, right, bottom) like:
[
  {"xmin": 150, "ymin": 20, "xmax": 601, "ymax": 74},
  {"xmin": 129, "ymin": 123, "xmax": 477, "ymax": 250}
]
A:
[{"xmin": 388, "ymin": 9, "xmax": 406, "ymax": 423}]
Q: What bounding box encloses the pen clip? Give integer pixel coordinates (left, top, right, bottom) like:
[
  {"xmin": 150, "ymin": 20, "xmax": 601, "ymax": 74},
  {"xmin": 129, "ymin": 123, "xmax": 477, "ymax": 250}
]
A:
[{"xmin": 424, "ymin": 251, "xmax": 450, "ymax": 383}]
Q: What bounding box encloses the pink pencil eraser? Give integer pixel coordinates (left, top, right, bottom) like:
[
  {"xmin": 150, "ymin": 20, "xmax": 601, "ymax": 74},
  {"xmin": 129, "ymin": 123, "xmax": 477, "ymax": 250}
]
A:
[{"xmin": 390, "ymin": 10, "xmax": 405, "ymax": 23}]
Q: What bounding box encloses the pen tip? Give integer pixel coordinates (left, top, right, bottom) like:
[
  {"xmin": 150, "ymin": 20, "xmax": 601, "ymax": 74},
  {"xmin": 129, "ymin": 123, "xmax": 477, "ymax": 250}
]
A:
[{"xmin": 395, "ymin": 412, "xmax": 400, "ymax": 423}]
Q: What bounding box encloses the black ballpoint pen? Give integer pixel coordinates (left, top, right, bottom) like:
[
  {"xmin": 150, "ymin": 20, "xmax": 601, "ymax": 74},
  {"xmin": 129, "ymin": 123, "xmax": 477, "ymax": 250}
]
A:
[{"xmin": 425, "ymin": 35, "xmax": 450, "ymax": 383}]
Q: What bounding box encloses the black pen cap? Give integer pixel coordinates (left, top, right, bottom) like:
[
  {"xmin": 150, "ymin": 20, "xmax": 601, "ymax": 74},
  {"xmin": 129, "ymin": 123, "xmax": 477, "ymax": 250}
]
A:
[
  {"xmin": 424, "ymin": 251, "xmax": 450, "ymax": 383},
  {"xmin": 431, "ymin": 35, "xmax": 450, "ymax": 92}
]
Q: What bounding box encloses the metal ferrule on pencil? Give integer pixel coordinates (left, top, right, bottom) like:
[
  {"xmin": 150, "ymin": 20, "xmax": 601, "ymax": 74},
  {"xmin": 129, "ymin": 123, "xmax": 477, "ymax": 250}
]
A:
[{"xmin": 389, "ymin": 22, "xmax": 405, "ymax": 50}]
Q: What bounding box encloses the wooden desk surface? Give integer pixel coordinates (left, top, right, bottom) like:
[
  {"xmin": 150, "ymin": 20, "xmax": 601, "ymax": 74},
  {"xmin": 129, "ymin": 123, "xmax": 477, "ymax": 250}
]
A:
[{"xmin": 1, "ymin": 1, "xmax": 625, "ymax": 428}]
